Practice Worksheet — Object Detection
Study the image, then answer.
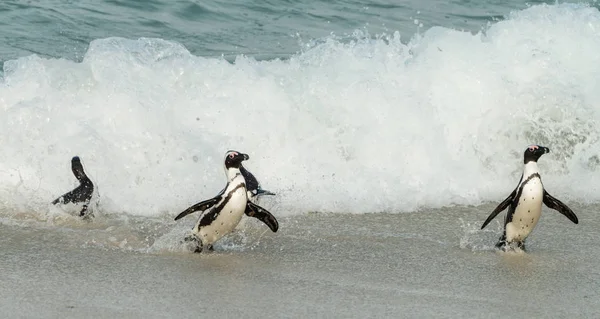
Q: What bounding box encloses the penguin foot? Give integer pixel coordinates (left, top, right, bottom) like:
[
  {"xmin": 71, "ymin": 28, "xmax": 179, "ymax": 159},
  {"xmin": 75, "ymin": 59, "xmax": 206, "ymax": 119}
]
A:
[
  {"xmin": 495, "ymin": 234, "xmax": 507, "ymax": 250},
  {"xmin": 495, "ymin": 240, "xmax": 507, "ymax": 250},
  {"xmin": 496, "ymin": 239, "xmax": 526, "ymax": 252},
  {"xmin": 78, "ymin": 205, "xmax": 96, "ymax": 221},
  {"xmin": 81, "ymin": 212, "xmax": 95, "ymax": 221},
  {"xmin": 183, "ymin": 235, "xmax": 203, "ymax": 253},
  {"xmin": 79, "ymin": 205, "xmax": 89, "ymax": 217}
]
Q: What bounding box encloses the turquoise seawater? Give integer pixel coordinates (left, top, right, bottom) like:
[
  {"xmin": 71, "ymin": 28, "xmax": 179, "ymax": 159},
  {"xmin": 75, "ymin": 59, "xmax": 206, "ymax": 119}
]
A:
[{"xmin": 0, "ymin": 0, "xmax": 573, "ymax": 62}]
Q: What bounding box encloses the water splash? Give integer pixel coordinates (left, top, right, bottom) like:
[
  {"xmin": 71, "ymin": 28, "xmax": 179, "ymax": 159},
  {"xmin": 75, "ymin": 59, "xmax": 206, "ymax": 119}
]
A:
[{"xmin": 1, "ymin": 3, "xmax": 600, "ymax": 220}]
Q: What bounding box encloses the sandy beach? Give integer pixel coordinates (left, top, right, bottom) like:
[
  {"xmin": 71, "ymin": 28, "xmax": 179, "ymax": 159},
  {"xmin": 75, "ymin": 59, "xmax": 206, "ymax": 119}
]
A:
[{"xmin": 1, "ymin": 204, "xmax": 598, "ymax": 318}]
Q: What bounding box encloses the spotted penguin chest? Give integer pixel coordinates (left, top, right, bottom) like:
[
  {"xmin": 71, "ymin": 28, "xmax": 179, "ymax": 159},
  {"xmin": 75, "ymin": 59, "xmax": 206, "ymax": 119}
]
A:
[
  {"xmin": 196, "ymin": 187, "xmax": 247, "ymax": 245},
  {"xmin": 506, "ymin": 178, "xmax": 544, "ymax": 242}
]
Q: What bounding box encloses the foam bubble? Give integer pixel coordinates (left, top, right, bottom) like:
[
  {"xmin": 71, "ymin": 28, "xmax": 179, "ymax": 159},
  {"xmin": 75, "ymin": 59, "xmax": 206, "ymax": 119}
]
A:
[{"xmin": 1, "ymin": 3, "xmax": 600, "ymax": 219}]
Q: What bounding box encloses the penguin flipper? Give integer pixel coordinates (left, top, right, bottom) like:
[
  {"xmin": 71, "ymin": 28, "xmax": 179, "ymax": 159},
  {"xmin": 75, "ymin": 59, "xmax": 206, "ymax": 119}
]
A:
[
  {"xmin": 52, "ymin": 191, "xmax": 75, "ymax": 205},
  {"xmin": 245, "ymin": 202, "xmax": 278, "ymax": 232},
  {"xmin": 255, "ymin": 188, "xmax": 276, "ymax": 196},
  {"xmin": 543, "ymin": 190, "xmax": 578, "ymax": 224},
  {"xmin": 481, "ymin": 189, "xmax": 517, "ymax": 229},
  {"xmin": 52, "ymin": 183, "xmax": 94, "ymax": 205},
  {"xmin": 51, "ymin": 196, "xmax": 62, "ymax": 205},
  {"xmin": 174, "ymin": 197, "xmax": 221, "ymax": 221}
]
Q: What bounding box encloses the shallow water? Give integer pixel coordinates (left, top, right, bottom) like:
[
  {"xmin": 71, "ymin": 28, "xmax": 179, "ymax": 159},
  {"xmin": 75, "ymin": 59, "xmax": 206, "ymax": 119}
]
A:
[{"xmin": 1, "ymin": 203, "xmax": 598, "ymax": 318}]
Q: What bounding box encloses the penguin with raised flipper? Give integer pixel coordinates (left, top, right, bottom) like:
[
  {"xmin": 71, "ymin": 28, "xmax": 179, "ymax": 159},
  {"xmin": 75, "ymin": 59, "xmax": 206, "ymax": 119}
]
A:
[
  {"xmin": 174, "ymin": 150, "xmax": 278, "ymax": 252},
  {"xmin": 481, "ymin": 145, "xmax": 579, "ymax": 250},
  {"xmin": 52, "ymin": 156, "xmax": 95, "ymax": 218}
]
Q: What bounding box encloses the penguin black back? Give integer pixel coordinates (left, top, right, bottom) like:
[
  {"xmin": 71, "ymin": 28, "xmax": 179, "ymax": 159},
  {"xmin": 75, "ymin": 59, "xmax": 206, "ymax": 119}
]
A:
[{"xmin": 240, "ymin": 164, "xmax": 276, "ymax": 198}]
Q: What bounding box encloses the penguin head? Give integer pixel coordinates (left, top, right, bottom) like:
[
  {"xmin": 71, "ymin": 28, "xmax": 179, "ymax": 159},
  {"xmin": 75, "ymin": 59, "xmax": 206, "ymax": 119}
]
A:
[
  {"xmin": 224, "ymin": 150, "xmax": 249, "ymax": 169},
  {"xmin": 523, "ymin": 145, "xmax": 550, "ymax": 164},
  {"xmin": 71, "ymin": 156, "xmax": 88, "ymax": 181}
]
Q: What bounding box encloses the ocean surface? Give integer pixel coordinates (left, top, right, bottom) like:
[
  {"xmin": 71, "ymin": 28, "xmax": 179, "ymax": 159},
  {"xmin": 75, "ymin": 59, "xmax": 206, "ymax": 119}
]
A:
[{"xmin": 1, "ymin": 0, "xmax": 600, "ymax": 317}]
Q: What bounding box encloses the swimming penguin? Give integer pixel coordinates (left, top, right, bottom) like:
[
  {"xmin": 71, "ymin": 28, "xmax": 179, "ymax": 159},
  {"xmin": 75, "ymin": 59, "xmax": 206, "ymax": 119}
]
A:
[
  {"xmin": 480, "ymin": 145, "xmax": 579, "ymax": 250},
  {"xmin": 174, "ymin": 150, "xmax": 279, "ymax": 252},
  {"xmin": 240, "ymin": 163, "xmax": 275, "ymax": 203},
  {"xmin": 51, "ymin": 156, "xmax": 95, "ymax": 218}
]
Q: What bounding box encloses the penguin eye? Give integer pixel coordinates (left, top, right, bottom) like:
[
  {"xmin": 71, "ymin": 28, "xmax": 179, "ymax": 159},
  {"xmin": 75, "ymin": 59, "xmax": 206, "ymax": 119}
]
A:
[
  {"xmin": 528, "ymin": 145, "xmax": 538, "ymax": 152},
  {"xmin": 228, "ymin": 152, "xmax": 237, "ymax": 159}
]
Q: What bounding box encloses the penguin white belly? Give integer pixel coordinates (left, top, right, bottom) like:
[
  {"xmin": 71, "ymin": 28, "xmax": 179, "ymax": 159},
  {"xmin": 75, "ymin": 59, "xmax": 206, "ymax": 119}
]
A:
[
  {"xmin": 196, "ymin": 187, "xmax": 247, "ymax": 246},
  {"xmin": 506, "ymin": 178, "xmax": 544, "ymax": 243}
]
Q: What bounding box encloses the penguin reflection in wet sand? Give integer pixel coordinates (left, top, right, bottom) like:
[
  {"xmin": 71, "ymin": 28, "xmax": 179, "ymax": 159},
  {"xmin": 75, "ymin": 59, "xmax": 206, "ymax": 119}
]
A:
[
  {"xmin": 51, "ymin": 156, "xmax": 95, "ymax": 218},
  {"xmin": 481, "ymin": 145, "xmax": 579, "ymax": 251},
  {"xmin": 174, "ymin": 150, "xmax": 279, "ymax": 252}
]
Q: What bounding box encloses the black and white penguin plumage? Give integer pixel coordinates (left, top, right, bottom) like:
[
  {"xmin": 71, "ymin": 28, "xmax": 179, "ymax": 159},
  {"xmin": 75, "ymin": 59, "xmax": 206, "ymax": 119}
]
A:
[
  {"xmin": 174, "ymin": 150, "xmax": 278, "ymax": 252},
  {"xmin": 481, "ymin": 145, "xmax": 579, "ymax": 250},
  {"xmin": 51, "ymin": 156, "xmax": 95, "ymax": 218},
  {"xmin": 240, "ymin": 163, "xmax": 275, "ymax": 203}
]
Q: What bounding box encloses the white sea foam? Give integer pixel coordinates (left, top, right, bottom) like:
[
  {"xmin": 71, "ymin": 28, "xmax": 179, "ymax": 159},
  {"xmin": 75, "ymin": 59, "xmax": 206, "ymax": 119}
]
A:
[{"xmin": 1, "ymin": 3, "xmax": 600, "ymax": 218}]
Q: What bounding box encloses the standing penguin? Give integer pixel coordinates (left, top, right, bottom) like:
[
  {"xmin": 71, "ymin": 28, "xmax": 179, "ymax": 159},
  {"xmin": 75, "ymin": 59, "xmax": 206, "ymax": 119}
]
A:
[
  {"xmin": 51, "ymin": 156, "xmax": 95, "ymax": 218},
  {"xmin": 174, "ymin": 150, "xmax": 278, "ymax": 252},
  {"xmin": 481, "ymin": 145, "xmax": 579, "ymax": 250}
]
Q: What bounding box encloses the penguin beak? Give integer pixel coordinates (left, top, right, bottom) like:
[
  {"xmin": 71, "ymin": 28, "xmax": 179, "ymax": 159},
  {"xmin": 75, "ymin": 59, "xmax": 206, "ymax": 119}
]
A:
[
  {"xmin": 242, "ymin": 153, "xmax": 249, "ymax": 161},
  {"xmin": 544, "ymin": 147, "xmax": 550, "ymax": 154}
]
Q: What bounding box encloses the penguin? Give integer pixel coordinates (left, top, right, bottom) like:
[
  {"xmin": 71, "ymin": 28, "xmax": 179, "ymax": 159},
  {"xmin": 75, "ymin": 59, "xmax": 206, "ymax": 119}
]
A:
[
  {"xmin": 51, "ymin": 156, "xmax": 95, "ymax": 218},
  {"xmin": 174, "ymin": 150, "xmax": 278, "ymax": 252},
  {"xmin": 240, "ymin": 163, "xmax": 275, "ymax": 203},
  {"xmin": 480, "ymin": 145, "xmax": 579, "ymax": 250}
]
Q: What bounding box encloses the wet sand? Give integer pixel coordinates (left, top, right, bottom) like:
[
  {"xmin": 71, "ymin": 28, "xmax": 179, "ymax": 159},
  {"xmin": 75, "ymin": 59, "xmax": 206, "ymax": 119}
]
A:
[{"xmin": 1, "ymin": 205, "xmax": 599, "ymax": 318}]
